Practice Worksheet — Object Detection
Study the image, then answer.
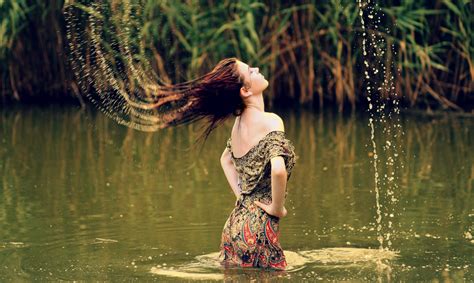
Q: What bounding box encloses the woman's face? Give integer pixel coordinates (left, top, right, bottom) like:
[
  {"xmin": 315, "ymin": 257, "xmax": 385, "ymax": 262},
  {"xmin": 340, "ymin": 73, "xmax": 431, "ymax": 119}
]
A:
[{"xmin": 236, "ymin": 60, "xmax": 269, "ymax": 96}]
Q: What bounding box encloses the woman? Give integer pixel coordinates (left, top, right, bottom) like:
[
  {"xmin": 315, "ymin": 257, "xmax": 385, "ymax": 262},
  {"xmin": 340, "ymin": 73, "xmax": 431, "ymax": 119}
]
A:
[
  {"xmin": 217, "ymin": 59, "xmax": 297, "ymax": 270},
  {"xmin": 88, "ymin": 57, "xmax": 296, "ymax": 269}
]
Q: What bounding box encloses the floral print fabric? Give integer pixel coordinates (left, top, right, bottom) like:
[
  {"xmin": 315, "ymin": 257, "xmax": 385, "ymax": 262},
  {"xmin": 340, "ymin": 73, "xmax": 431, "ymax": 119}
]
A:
[{"xmin": 219, "ymin": 130, "xmax": 297, "ymax": 270}]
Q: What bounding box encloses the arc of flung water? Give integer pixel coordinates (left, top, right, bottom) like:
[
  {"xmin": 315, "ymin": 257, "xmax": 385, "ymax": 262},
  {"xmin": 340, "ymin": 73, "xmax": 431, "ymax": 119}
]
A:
[
  {"xmin": 66, "ymin": 1, "xmax": 199, "ymax": 131},
  {"xmin": 90, "ymin": 9, "xmax": 166, "ymax": 130},
  {"xmin": 106, "ymin": 0, "xmax": 193, "ymax": 115},
  {"xmin": 119, "ymin": 0, "xmax": 163, "ymax": 97}
]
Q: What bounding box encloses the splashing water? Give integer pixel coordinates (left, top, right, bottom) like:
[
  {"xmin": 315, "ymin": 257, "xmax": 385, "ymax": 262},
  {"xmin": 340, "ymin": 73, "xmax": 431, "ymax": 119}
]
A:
[
  {"xmin": 357, "ymin": 0, "xmax": 404, "ymax": 250},
  {"xmin": 63, "ymin": 0, "xmax": 404, "ymax": 271},
  {"xmin": 150, "ymin": 248, "xmax": 398, "ymax": 281},
  {"xmin": 64, "ymin": 0, "xmax": 195, "ymax": 132}
]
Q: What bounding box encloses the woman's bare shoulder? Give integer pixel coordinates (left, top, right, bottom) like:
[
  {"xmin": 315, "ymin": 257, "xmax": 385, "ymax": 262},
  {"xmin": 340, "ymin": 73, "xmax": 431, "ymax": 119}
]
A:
[
  {"xmin": 263, "ymin": 112, "xmax": 285, "ymax": 132},
  {"xmin": 230, "ymin": 112, "xmax": 284, "ymax": 137}
]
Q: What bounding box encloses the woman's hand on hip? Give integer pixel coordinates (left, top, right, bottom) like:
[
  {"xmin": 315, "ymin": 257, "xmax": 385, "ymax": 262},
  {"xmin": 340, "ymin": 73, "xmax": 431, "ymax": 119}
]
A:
[{"xmin": 253, "ymin": 200, "xmax": 287, "ymax": 218}]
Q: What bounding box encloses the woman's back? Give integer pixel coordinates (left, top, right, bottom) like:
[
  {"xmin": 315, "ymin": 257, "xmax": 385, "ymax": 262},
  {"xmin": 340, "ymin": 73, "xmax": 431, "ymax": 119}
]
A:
[{"xmin": 230, "ymin": 112, "xmax": 284, "ymax": 158}]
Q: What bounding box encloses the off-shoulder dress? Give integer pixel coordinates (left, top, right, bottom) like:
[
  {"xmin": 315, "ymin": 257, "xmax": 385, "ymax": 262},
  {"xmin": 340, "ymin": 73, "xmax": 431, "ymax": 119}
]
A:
[{"xmin": 219, "ymin": 130, "xmax": 297, "ymax": 270}]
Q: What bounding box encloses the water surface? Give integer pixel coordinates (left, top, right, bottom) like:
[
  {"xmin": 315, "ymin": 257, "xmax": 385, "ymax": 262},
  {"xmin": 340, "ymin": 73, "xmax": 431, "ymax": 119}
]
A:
[{"xmin": 0, "ymin": 106, "xmax": 472, "ymax": 281}]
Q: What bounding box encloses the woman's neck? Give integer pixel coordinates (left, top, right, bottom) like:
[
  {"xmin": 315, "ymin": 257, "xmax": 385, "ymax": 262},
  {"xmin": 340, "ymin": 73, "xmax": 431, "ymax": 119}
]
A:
[
  {"xmin": 244, "ymin": 93, "xmax": 265, "ymax": 113},
  {"xmin": 239, "ymin": 101, "xmax": 265, "ymax": 128}
]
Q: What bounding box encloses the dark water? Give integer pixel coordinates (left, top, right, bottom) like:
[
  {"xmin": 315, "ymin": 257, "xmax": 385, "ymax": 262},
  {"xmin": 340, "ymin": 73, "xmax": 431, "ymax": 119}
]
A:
[{"xmin": 0, "ymin": 105, "xmax": 472, "ymax": 281}]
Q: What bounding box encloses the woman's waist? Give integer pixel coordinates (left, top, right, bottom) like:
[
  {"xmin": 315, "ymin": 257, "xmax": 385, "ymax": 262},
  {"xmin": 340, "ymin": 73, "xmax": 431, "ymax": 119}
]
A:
[{"xmin": 235, "ymin": 190, "xmax": 271, "ymax": 208}]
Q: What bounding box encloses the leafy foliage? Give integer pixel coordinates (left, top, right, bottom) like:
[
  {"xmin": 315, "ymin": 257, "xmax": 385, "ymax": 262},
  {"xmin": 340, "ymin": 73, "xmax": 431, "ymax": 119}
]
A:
[{"xmin": 0, "ymin": 0, "xmax": 472, "ymax": 110}]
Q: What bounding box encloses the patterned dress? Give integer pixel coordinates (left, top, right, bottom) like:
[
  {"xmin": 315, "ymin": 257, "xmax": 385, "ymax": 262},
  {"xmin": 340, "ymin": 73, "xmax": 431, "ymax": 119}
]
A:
[{"xmin": 219, "ymin": 130, "xmax": 297, "ymax": 270}]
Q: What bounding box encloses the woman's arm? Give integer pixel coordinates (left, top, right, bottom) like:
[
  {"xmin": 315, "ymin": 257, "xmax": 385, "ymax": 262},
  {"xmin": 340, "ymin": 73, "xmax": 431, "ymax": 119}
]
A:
[
  {"xmin": 220, "ymin": 148, "xmax": 241, "ymax": 199},
  {"xmin": 254, "ymin": 113, "xmax": 288, "ymax": 218},
  {"xmin": 269, "ymin": 157, "xmax": 288, "ymax": 213},
  {"xmin": 254, "ymin": 158, "xmax": 288, "ymax": 218}
]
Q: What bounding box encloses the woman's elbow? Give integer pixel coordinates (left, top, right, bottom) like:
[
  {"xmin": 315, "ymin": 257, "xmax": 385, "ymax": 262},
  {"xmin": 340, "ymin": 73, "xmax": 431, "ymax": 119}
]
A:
[
  {"xmin": 220, "ymin": 155, "xmax": 227, "ymax": 166},
  {"xmin": 271, "ymin": 166, "xmax": 287, "ymax": 177},
  {"xmin": 220, "ymin": 151, "xmax": 232, "ymax": 165}
]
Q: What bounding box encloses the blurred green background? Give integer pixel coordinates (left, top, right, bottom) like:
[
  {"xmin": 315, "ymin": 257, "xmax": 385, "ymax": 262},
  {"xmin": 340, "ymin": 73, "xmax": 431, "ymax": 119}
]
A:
[{"xmin": 0, "ymin": 0, "xmax": 472, "ymax": 111}]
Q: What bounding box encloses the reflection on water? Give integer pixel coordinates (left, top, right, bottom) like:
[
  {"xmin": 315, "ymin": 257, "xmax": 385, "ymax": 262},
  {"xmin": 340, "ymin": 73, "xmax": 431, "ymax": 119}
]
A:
[{"xmin": 0, "ymin": 105, "xmax": 472, "ymax": 281}]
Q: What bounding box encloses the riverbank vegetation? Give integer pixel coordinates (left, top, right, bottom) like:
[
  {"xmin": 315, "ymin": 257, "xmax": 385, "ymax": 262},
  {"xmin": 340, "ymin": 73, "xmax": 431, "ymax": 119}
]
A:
[{"xmin": 0, "ymin": 0, "xmax": 472, "ymax": 112}]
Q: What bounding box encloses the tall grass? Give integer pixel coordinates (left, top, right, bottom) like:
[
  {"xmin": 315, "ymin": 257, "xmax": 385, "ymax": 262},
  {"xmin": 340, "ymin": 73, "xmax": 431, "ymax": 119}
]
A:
[
  {"xmin": 0, "ymin": 0, "xmax": 472, "ymax": 111},
  {"xmin": 0, "ymin": 0, "xmax": 76, "ymax": 102}
]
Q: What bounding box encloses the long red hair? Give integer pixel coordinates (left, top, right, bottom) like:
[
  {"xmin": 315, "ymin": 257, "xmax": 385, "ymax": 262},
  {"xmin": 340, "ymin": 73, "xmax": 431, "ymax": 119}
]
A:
[{"xmin": 91, "ymin": 57, "xmax": 246, "ymax": 144}]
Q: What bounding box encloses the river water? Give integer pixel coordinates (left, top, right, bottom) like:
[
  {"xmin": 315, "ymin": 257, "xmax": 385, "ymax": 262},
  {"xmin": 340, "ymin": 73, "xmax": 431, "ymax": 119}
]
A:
[{"xmin": 0, "ymin": 105, "xmax": 472, "ymax": 281}]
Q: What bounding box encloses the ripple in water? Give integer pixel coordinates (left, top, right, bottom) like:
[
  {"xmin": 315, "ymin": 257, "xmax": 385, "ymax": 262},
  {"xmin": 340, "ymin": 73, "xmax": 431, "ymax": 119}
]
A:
[{"xmin": 150, "ymin": 248, "xmax": 398, "ymax": 280}]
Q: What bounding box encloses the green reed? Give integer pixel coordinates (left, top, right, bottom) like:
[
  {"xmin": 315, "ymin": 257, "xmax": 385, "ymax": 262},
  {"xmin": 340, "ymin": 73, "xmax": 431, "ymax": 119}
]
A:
[{"xmin": 0, "ymin": 0, "xmax": 472, "ymax": 111}]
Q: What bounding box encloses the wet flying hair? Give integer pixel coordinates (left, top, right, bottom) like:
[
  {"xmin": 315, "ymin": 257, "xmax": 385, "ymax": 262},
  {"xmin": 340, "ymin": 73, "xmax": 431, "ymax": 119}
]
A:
[
  {"xmin": 157, "ymin": 57, "xmax": 247, "ymax": 142},
  {"xmin": 65, "ymin": 4, "xmax": 247, "ymax": 149},
  {"xmin": 84, "ymin": 57, "xmax": 247, "ymax": 146}
]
